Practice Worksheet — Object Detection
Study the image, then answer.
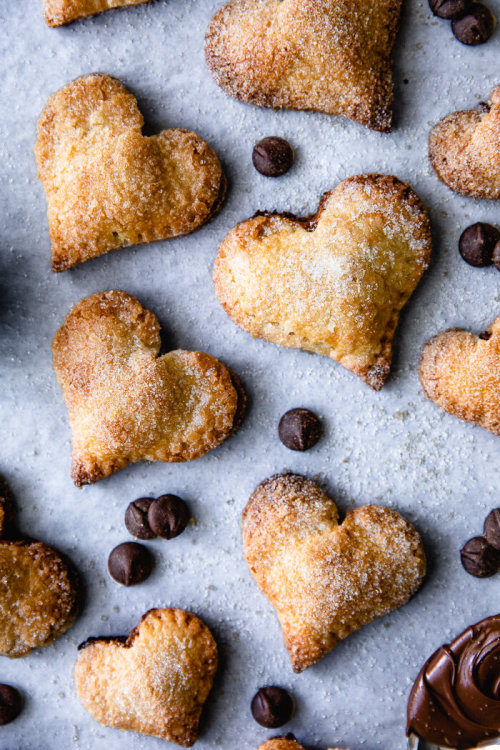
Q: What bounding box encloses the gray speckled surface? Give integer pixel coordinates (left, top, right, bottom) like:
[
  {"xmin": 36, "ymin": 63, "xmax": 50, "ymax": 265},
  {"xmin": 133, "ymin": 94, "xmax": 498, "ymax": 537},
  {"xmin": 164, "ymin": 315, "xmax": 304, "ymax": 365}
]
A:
[{"xmin": 0, "ymin": 1, "xmax": 499, "ymax": 749}]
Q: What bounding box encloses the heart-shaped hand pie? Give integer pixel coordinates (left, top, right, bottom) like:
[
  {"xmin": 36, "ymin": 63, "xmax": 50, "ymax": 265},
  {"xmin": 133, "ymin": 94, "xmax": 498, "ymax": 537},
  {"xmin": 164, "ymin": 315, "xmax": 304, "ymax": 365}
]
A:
[
  {"xmin": 75, "ymin": 609, "xmax": 217, "ymax": 745},
  {"xmin": 429, "ymin": 85, "xmax": 500, "ymax": 200},
  {"xmin": 243, "ymin": 474, "xmax": 426, "ymax": 672},
  {"xmin": 205, "ymin": 0, "xmax": 403, "ymax": 131},
  {"xmin": 43, "ymin": 0, "xmax": 149, "ymax": 26},
  {"xmin": 53, "ymin": 290, "xmax": 245, "ymax": 486},
  {"xmin": 0, "ymin": 477, "xmax": 80, "ymax": 657},
  {"xmin": 213, "ymin": 174, "xmax": 431, "ymax": 390},
  {"xmin": 419, "ymin": 316, "xmax": 500, "ymax": 437},
  {"xmin": 35, "ymin": 74, "xmax": 225, "ymax": 271}
]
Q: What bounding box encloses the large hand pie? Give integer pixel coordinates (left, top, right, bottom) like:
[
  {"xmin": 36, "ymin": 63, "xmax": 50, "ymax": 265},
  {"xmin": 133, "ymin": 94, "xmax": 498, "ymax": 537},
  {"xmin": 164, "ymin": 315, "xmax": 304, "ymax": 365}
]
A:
[
  {"xmin": 52, "ymin": 290, "xmax": 245, "ymax": 486},
  {"xmin": 43, "ymin": 0, "xmax": 149, "ymax": 26},
  {"xmin": 35, "ymin": 74, "xmax": 225, "ymax": 271},
  {"xmin": 243, "ymin": 474, "xmax": 426, "ymax": 672},
  {"xmin": 213, "ymin": 174, "xmax": 431, "ymax": 390},
  {"xmin": 420, "ymin": 316, "xmax": 500, "ymax": 437},
  {"xmin": 0, "ymin": 477, "xmax": 80, "ymax": 657},
  {"xmin": 74, "ymin": 608, "xmax": 217, "ymax": 746},
  {"xmin": 429, "ymin": 85, "xmax": 500, "ymax": 200},
  {"xmin": 205, "ymin": 0, "xmax": 403, "ymax": 132}
]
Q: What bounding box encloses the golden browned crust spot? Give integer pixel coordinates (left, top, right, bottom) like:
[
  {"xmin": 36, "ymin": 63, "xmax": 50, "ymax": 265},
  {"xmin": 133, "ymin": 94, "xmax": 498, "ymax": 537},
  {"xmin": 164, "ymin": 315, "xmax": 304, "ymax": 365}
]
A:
[
  {"xmin": 52, "ymin": 290, "xmax": 244, "ymax": 486},
  {"xmin": 213, "ymin": 174, "xmax": 431, "ymax": 390},
  {"xmin": 419, "ymin": 316, "xmax": 500, "ymax": 436},
  {"xmin": 43, "ymin": 0, "xmax": 149, "ymax": 26},
  {"xmin": 205, "ymin": 0, "xmax": 402, "ymax": 132},
  {"xmin": 429, "ymin": 85, "xmax": 500, "ymax": 200},
  {"xmin": 74, "ymin": 608, "xmax": 218, "ymax": 746},
  {"xmin": 35, "ymin": 74, "xmax": 225, "ymax": 271},
  {"xmin": 242, "ymin": 474, "xmax": 426, "ymax": 672}
]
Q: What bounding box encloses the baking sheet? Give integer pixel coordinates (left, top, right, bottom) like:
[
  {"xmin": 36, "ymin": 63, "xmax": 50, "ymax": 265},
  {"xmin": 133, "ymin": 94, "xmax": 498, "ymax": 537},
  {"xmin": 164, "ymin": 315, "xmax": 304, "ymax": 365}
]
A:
[{"xmin": 0, "ymin": 1, "xmax": 499, "ymax": 748}]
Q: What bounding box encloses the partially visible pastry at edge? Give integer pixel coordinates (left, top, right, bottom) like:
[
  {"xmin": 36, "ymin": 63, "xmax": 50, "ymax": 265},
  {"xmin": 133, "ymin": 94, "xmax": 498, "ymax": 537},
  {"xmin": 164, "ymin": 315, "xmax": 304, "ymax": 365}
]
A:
[
  {"xmin": 205, "ymin": 0, "xmax": 403, "ymax": 132},
  {"xmin": 213, "ymin": 174, "xmax": 431, "ymax": 390},
  {"xmin": 258, "ymin": 740, "xmax": 349, "ymax": 750},
  {"xmin": 43, "ymin": 0, "xmax": 149, "ymax": 26},
  {"xmin": 420, "ymin": 316, "xmax": 500, "ymax": 436},
  {"xmin": 52, "ymin": 291, "xmax": 245, "ymax": 486},
  {"xmin": 429, "ymin": 85, "xmax": 500, "ymax": 199},
  {"xmin": 35, "ymin": 74, "xmax": 225, "ymax": 271}
]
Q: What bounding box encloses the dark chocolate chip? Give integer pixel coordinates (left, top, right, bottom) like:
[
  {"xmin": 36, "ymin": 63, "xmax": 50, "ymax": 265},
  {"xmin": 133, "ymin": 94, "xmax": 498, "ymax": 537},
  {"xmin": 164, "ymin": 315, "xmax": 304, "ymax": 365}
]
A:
[
  {"xmin": 460, "ymin": 536, "xmax": 500, "ymax": 577},
  {"xmin": 459, "ymin": 222, "xmax": 499, "ymax": 266},
  {"xmin": 429, "ymin": 0, "xmax": 472, "ymax": 18},
  {"xmin": 252, "ymin": 137, "xmax": 294, "ymax": 177},
  {"xmin": 484, "ymin": 509, "xmax": 500, "ymax": 550},
  {"xmin": 493, "ymin": 241, "xmax": 500, "ymax": 271},
  {"xmin": 251, "ymin": 686, "xmax": 295, "ymax": 728},
  {"xmin": 479, "ymin": 330, "xmax": 492, "ymax": 340},
  {"xmin": 452, "ymin": 3, "xmax": 496, "ymax": 44},
  {"xmin": 108, "ymin": 542, "xmax": 153, "ymax": 586},
  {"xmin": 125, "ymin": 497, "xmax": 156, "ymax": 540},
  {"xmin": 147, "ymin": 495, "xmax": 190, "ymax": 539},
  {"xmin": 0, "ymin": 685, "xmax": 23, "ymax": 726},
  {"xmin": 278, "ymin": 408, "xmax": 322, "ymax": 451}
]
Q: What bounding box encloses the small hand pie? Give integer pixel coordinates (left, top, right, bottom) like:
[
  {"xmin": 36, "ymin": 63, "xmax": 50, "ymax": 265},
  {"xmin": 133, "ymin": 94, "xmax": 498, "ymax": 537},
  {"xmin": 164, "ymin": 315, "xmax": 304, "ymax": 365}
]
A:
[
  {"xmin": 429, "ymin": 85, "xmax": 500, "ymax": 200},
  {"xmin": 53, "ymin": 290, "xmax": 245, "ymax": 486},
  {"xmin": 35, "ymin": 74, "xmax": 225, "ymax": 271},
  {"xmin": 243, "ymin": 474, "xmax": 426, "ymax": 672},
  {"xmin": 205, "ymin": 0, "xmax": 403, "ymax": 131},
  {"xmin": 43, "ymin": 0, "xmax": 149, "ymax": 26},
  {"xmin": 0, "ymin": 477, "xmax": 80, "ymax": 657},
  {"xmin": 74, "ymin": 609, "xmax": 217, "ymax": 746},
  {"xmin": 213, "ymin": 174, "xmax": 431, "ymax": 390},
  {"xmin": 420, "ymin": 316, "xmax": 500, "ymax": 437}
]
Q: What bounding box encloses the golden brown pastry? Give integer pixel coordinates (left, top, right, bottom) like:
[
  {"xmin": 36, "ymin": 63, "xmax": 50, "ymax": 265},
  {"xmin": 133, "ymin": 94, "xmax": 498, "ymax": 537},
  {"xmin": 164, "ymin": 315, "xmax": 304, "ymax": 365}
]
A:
[
  {"xmin": 257, "ymin": 742, "xmax": 348, "ymax": 750},
  {"xmin": 243, "ymin": 474, "xmax": 426, "ymax": 672},
  {"xmin": 205, "ymin": 0, "xmax": 403, "ymax": 132},
  {"xmin": 35, "ymin": 74, "xmax": 225, "ymax": 271},
  {"xmin": 52, "ymin": 290, "xmax": 245, "ymax": 486},
  {"xmin": 43, "ymin": 0, "xmax": 149, "ymax": 26},
  {"xmin": 74, "ymin": 609, "xmax": 217, "ymax": 746},
  {"xmin": 0, "ymin": 477, "xmax": 80, "ymax": 657},
  {"xmin": 429, "ymin": 85, "xmax": 500, "ymax": 200},
  {"xmin": 213, "ymin": 174, "xmax": 431, "ymax": 390},
  {"xmin": 419, "ymin": 316, "xmax": 500, "ymax": 437}
]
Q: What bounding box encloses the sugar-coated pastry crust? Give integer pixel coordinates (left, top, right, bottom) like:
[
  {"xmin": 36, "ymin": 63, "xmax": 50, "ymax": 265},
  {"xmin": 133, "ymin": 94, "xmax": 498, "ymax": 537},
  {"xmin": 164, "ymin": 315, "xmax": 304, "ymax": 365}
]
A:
[
  {"xmin": 429, "ymin": 85, "xmax": 500, "ymax": 200},
  {"xmin": 43, "ymin": 0, "xmax": 149, "ymax": 26},
  {"xmin": 0, "ymin": 478, "xmax": 80, "ymax": 658},
  {"xmin": 213, "ymin": 174, "xmax": 431, "ymax": 390},
  {"xmin": 205, "ymin": 0, "xmax": 402, "ymax": 132},
  {"xmin": 243, "ymin": 474, "xmax": 426, "ymax": 672},
  {"xmin": 74, "ymin": 608, "xmax": 217, "ymax": 746},
  {"xmin": 52, "ymin": 290, "xmax": 245, "ymax": 486},
  {"xmin": 35, "ymin": 74, "xmax": 225, "ymax": 271},
  {"xmin": 257, "ymin": 740, "xmax": 306, "ymax": 750},
  {"xmin": 419, "ymin": 316, "xmax": 500, "ymax": 437}
]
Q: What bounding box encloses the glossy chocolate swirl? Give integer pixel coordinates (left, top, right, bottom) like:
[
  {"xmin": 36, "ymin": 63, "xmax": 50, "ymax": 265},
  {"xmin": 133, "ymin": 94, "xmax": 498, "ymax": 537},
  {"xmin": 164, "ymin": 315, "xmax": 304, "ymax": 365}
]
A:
[{"xmin": 407, "ymin": 614, "xmax": 500, "ymax": 748}]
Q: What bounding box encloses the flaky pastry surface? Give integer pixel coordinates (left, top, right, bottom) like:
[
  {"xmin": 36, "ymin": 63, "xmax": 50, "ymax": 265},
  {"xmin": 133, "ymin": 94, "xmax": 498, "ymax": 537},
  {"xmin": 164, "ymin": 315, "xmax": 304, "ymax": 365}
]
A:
[
  {"xmin": 243, "ymin": 474, "xmax": 426, "ymax": 672},
  {"xmin": 205, "ymin": 0, "xmax": 402, "ymax": 131},
  {"xmin": 74, "ymin": 608, "xmax": 217, "ymax": 746},
  {"xmin": 213, "ymin": 174, "xmax": 431, "ymax": 390},
  {"xmin": 429, "ymin": 85, "xmax": 500, "ymax": 200},
  {"xmin": 35, "ymin": 74, "xmax": 225, "ymax": 271},
  {"xmin": 52, "ymin": 290, "xmax": 244, "ymax": 486},
  {"xmin": 0, "ymin": 480, "xmax": 79, "ymax": 658},
  {"xmin": 420, "ymin": 316, "xmax": 500, "ymax": 437},
  {"xmin": 43, "ymin": 0, "xmax": 148, "ymax": 26}
]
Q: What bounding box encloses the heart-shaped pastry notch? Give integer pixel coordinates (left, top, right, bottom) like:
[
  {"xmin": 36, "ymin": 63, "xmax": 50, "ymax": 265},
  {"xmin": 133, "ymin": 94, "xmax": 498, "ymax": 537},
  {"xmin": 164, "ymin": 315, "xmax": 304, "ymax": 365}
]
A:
[
  {"xmin": 213, "ymin": 174, "xmax": 431, "ymax": 390},
  {"xmin": 52, "ymin": 290, "xmax": 246, "ymax": 486},
  {"xmin": 419, "ymin": 316, "xmax": 500, "ymax": 437},
  {"xmin": 243, "ymin": 474, "xmax": 426, "ymax": 672},
  {"xmin": 429, "ymin": 85, "xmax": 500, "ymax": 200},
  {"xmin": 35, "ymin": 74, "xmax": 225, "ymax": 271},
  {"xmin": 205, "ymin": 0, "xmax": 403, "ymax": 132},
  {"xmin": 43, "ymin": 0, "xmax": 149, "ymax": 26},
  {"xmin": 0, "ymin": 477, "xmax": 80, "ymax": 657},
  {"xmin": 74, "ymin": 608, "xmax": 217, "ymax": 746}
]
